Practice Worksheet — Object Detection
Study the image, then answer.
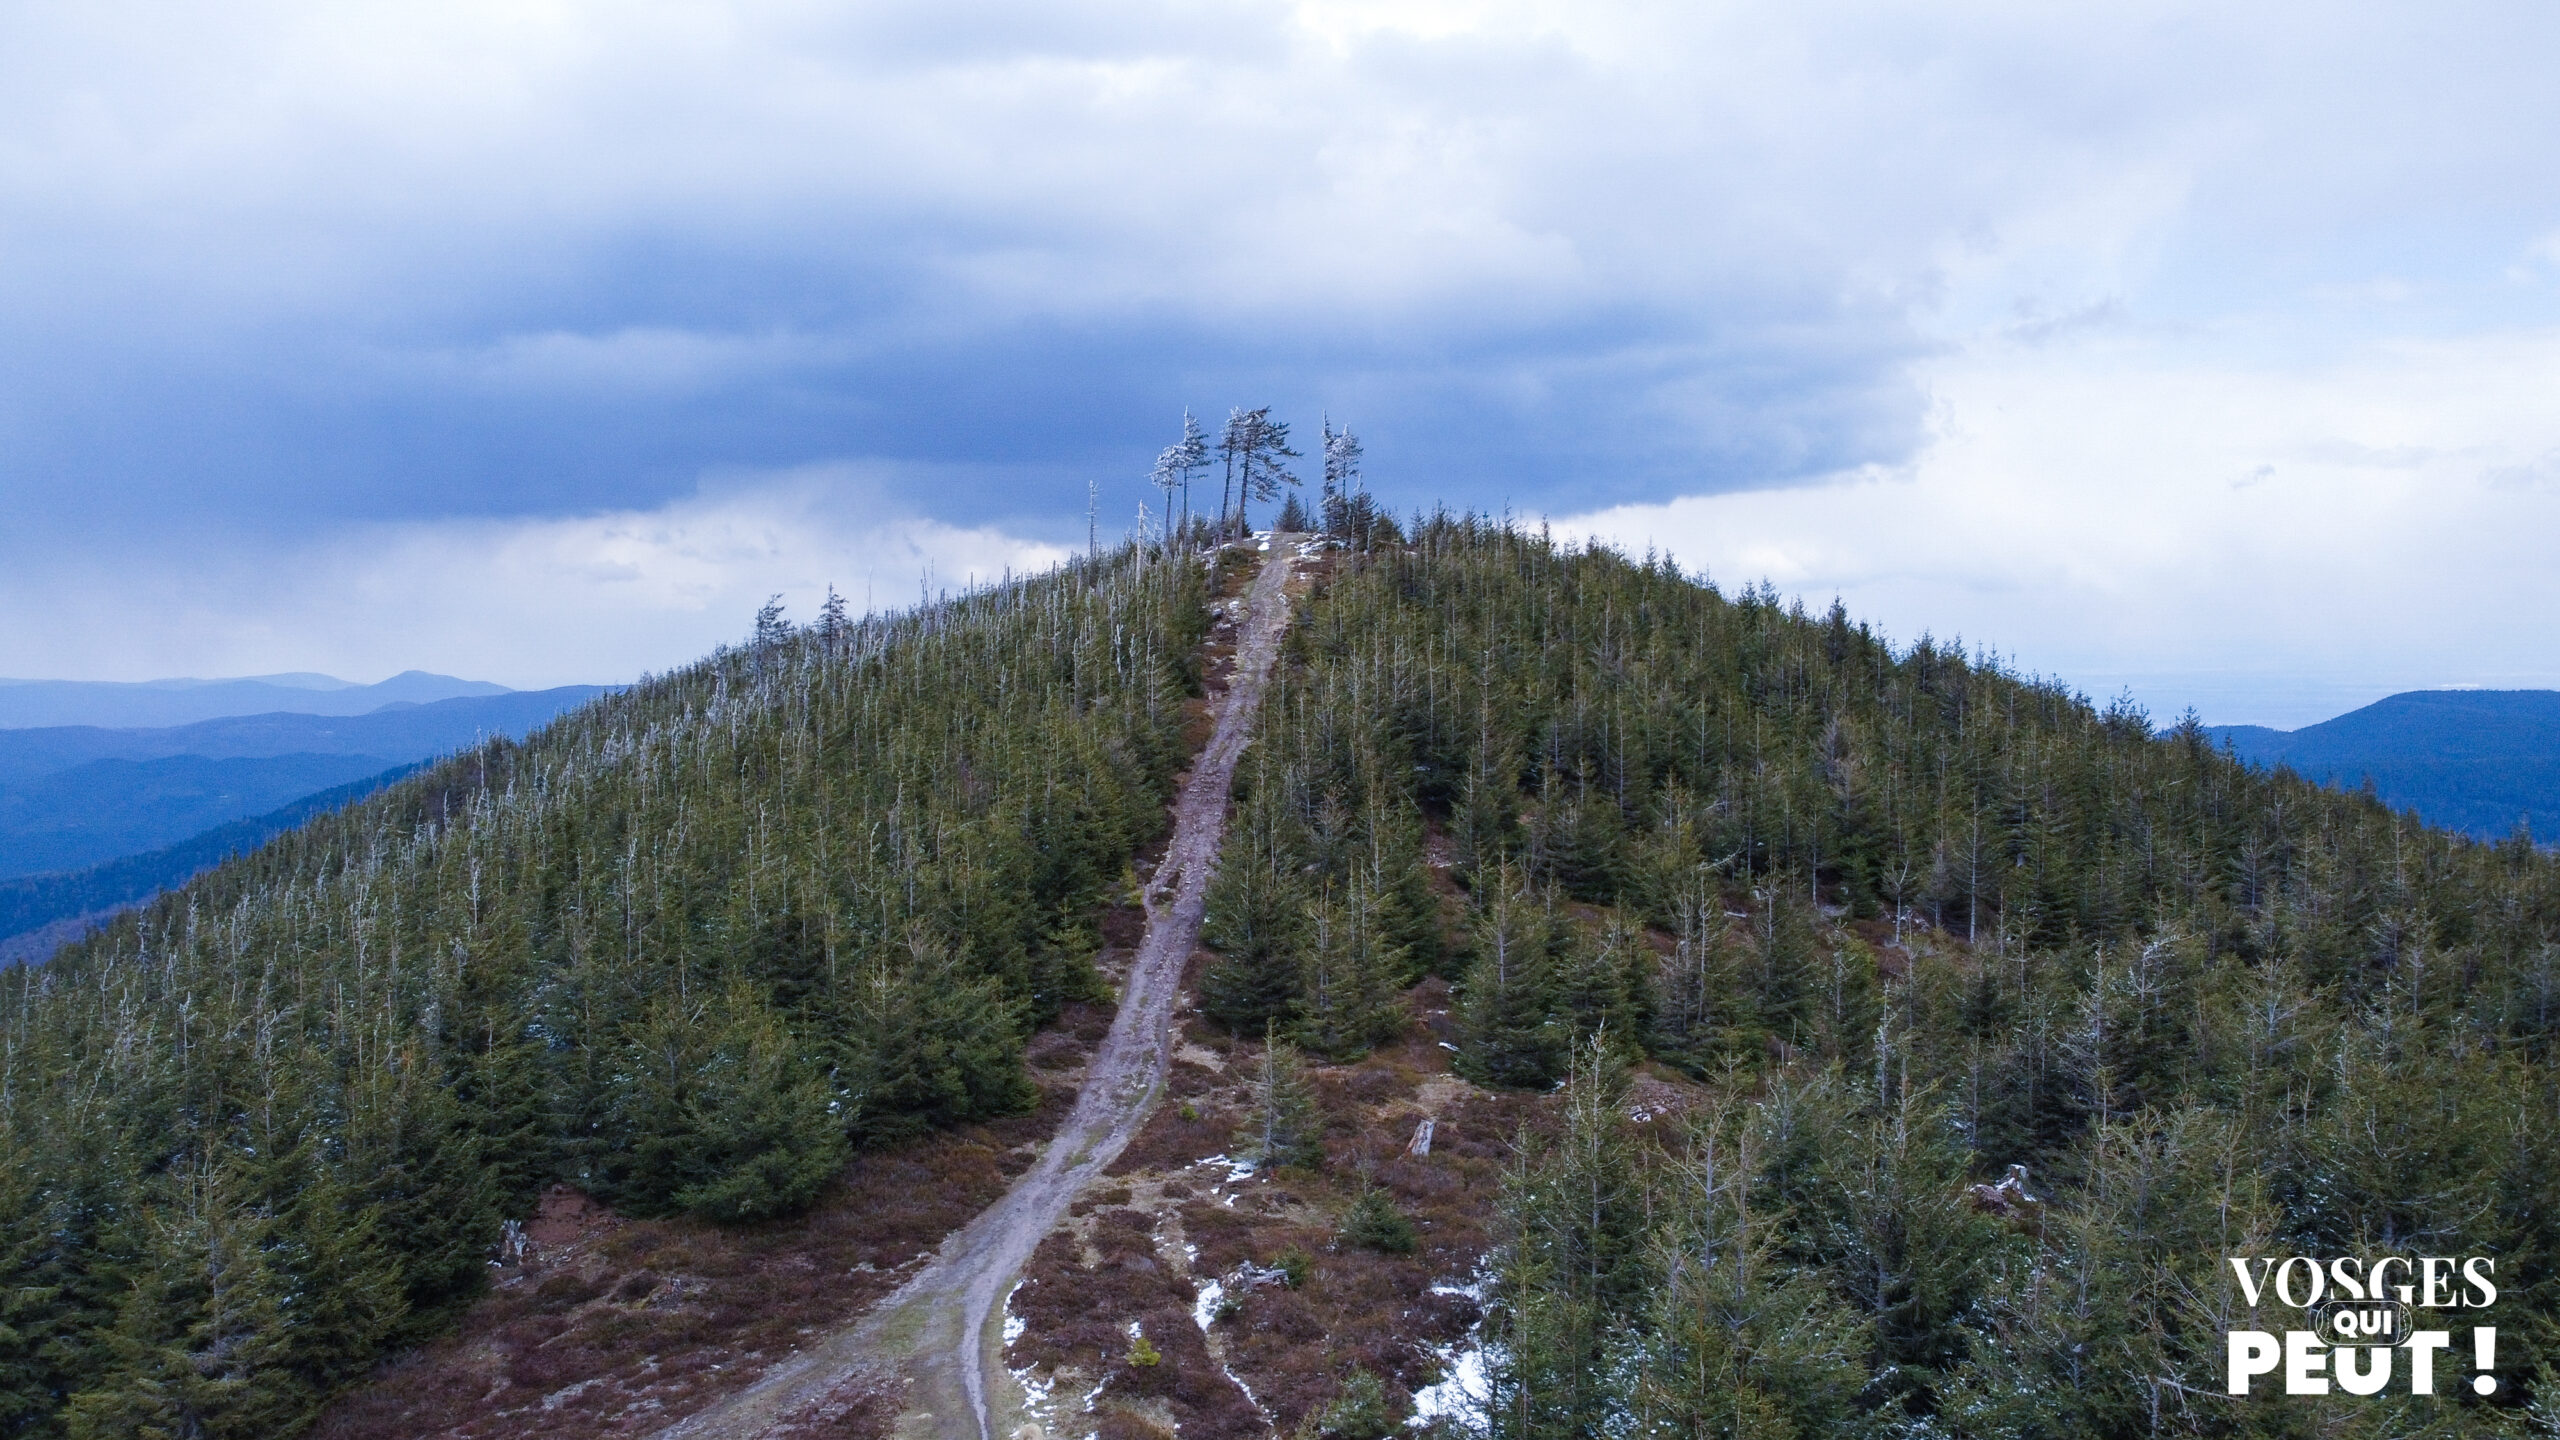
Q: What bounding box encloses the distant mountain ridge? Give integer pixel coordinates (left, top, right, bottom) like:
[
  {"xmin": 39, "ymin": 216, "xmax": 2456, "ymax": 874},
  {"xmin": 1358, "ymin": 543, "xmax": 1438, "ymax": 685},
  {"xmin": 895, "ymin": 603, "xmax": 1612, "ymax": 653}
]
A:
[
  {"xmin": 0, "ymin": 685, "xmax": 617, "ymax": 953},
  {"xmin": 0, "ymin": 686, "xmax": 616, "ymax": 783},
  {"xmin": 0, "ymin": 669, "xmax": 510, "ymax": 729},
  {"xmin": 0, "ymin": 765, "xmax": 421, "ymax": 965},
  {"xmin": 0, "ymin": 752, "xmax": 410, "ymax": 879},
  {"xmin": 2206, "ymin": 688, "xmax": 2560, "ymax": 840}
]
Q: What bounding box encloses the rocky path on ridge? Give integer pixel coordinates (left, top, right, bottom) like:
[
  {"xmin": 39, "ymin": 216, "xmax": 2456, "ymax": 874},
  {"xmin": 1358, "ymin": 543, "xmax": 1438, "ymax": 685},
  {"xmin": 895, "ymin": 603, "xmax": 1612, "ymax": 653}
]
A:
[{"xmin": 653, "ymin": 542, "xmax": 1300, "ymax": 1440}]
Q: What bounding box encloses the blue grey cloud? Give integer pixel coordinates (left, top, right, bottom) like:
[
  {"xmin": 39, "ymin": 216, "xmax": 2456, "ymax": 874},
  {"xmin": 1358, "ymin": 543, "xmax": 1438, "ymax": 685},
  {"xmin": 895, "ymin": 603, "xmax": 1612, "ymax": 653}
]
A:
[
  {"xmin": 6, "ymin": 0, "xmax": 2560, "ymax": 691},
  {"xmin": 0, "ymin": 0, "xmax": 1991, "ymax": 541}
]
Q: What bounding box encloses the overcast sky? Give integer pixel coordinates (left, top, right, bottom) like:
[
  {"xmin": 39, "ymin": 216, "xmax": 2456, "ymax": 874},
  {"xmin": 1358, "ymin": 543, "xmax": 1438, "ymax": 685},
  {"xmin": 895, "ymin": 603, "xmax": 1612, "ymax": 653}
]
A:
[{"xmin": 3, "ymin": 1, "xmax": 2555, "ymax": 724}]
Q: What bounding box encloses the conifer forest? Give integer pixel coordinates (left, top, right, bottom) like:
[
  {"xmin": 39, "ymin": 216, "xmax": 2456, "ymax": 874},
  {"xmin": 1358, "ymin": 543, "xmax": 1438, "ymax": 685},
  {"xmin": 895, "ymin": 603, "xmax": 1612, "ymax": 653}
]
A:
[
  {"xmin": 4, "ymin": 512, "xmax": 2559, "ymax": 1438},
  {"xmin": 0, "ymin": 551, "xmax": 1206, "ymax": 1435},
  {"xmin": 1225, "ymin": 518, "xmax": 2560, "ymax": 1438}
]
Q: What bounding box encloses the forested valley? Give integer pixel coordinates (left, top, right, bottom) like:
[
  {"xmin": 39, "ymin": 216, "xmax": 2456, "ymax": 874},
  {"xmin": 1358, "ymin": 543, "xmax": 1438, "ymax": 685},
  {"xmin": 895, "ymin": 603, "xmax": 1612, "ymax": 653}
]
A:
[
  {"xmin": 6, "ymin": 507, "xmax": 2560, "ymax": 1440},
  {"xmin": 0, "ymin": 551, "xmax": 1207, "ymax": 1436}
]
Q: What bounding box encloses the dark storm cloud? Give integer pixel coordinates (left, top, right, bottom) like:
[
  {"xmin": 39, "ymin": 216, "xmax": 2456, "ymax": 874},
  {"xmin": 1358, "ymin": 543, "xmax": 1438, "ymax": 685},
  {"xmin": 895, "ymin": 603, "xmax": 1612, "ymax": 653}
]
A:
[{"xmin": 0, "ymin": 0, "xmax": 1987, "ymax": 543}]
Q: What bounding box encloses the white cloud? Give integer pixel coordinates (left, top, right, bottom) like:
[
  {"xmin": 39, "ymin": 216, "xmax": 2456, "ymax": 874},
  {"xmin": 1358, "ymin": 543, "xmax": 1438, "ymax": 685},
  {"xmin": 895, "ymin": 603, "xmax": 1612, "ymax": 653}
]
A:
[
  {"xmin": 1554, "ymin": 325, "xmax": 2560, "ymax": 728},
  {"xmin": 24, "ymin": 0, "xmax": 2550, "ymax": 339},
  {"xmin": 0, "ymin": 469, "xmax": 1068, "ymax": 688}
]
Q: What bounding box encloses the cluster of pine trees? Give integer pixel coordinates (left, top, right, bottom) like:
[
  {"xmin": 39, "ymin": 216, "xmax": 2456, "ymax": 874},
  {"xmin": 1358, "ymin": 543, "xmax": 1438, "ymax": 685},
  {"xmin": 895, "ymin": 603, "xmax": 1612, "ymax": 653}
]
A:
[
  {"xmin": 0, "ymin": 551, "xmax": 1207, "ymax": 1437},
  {"xmin": 1219, "ymin": 517, "xmax": 2560, "ymax": 1436},
  {"xmin": 1146, "ymin": 407, "xmax": 1377, "ymax": 545}
]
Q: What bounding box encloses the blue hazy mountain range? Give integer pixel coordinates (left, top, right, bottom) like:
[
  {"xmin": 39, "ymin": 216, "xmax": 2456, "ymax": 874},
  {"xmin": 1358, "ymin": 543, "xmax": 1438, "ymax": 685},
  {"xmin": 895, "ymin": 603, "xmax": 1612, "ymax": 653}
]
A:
[
  {"xmin": 0, "ymin": 670, "xmax": 509, "ymax": 729},
  {"xmin": 2205, "ymin": 690, "xmax": 2560, "ymax": 842},
  {"xmin": 0, "ymin": 687, "xmax": 614, "ymax": 784},
  {"xmin": 0, "ymin": 685, "xmax": 613, "ymax": 957},
  {"xmin": 0, "ymin": 752, "xmax": 415, "ymax": 879},
  {"xmin": 0, "ymin": 688, "xmax": 611, "ymax": 880},
  {"xmin": 0, "ymin": 767, "xmax": 421, "ymax": 966}
]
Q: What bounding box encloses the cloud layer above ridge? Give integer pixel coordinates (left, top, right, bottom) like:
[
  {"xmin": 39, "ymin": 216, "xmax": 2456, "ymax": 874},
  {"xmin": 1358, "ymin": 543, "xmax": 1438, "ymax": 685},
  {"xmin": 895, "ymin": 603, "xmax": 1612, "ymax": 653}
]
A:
[{"xmin": 5, "ymin": 1, "xmax": 2559, "ymax": 698}]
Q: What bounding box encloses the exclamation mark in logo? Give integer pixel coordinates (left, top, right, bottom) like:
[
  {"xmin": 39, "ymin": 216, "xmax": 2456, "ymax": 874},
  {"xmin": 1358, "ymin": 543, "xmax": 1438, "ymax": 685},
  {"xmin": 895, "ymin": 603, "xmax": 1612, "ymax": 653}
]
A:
[{"xmin": 2473, "ymin": 1326, "xmax": 2497, "ymax": 1396}]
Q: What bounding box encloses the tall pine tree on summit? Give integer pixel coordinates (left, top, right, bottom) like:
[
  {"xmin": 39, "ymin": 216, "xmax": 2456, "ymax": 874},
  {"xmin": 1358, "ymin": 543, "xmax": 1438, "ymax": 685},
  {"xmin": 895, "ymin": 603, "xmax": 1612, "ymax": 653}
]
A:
[
  {"xmin": 1152, "ymin": 409, "xmax": 1211, "ymax": 544},
  {"xmin": 1216, "ymin": 407, "xmax": 1300, "ymax": 537}
]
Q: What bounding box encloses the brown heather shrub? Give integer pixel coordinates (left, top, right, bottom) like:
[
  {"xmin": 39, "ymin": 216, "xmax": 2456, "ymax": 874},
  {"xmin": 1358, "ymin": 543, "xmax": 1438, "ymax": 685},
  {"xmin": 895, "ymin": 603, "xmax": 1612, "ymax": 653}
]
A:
[
  {"xmin": 1097, "ymin": 1413, "xmax": 1176, "ymax": 1440},
  {"xmin": 310, "ymin": 1022, "xmax": 1106, "ymax": 1440}
]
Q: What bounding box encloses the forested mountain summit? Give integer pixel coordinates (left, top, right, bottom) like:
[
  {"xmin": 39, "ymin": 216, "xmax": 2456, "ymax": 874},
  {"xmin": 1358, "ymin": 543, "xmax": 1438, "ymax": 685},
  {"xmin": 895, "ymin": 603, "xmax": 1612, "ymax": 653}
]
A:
[
  {"xmin": 0, "ymin": 549, "xmax": 1208, "ymax": 1435},
  {"xmin": 6, "ymin": 516, "xmax": 2557, "ymax": 1440}
]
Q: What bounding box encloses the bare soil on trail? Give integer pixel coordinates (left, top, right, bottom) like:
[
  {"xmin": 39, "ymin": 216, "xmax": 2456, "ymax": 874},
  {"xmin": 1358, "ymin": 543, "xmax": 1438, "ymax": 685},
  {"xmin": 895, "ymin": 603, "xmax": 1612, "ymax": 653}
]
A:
[
  {"xmin": 652, "ymin": 545, "xmax": 1302, "ymax": 1440},
  {"xmin": 999, "ymin": 1001, "xmax": 1521, "ymax": 1440}
]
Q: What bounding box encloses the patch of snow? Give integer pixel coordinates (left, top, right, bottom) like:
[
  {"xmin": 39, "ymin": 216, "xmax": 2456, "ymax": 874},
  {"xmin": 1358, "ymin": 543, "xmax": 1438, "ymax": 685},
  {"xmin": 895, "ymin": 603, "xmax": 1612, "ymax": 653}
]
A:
[
  {"xmin": 1412, "ymin": 1267, "xmax": 1493, "ymax": 1428},
  {"xmin": 1188, "ymin": 1279, "xmax": 1277, "ymax": 1427},
  {"xmin": 1410, "ymin": 1344, "xmax": 1490, "ymax": 1429},
  {"xmin": 1011, "ymin": 1362, "xmax": 1057, "ymax": 1425},
  {"xmin": 1003, "ymin": 1277, "xmax": 1060, "ymax": 1431},
  {"xmin": 1224, "ymin": 1355, "xmax": 1274, "ymax": 1424},
  {"xmin": 1199, "ymin": 1152, "xmax": 1258, "ymax": 1185},
  {"xmin": 1192, "ymin": 1278, "xmax": 1225, "ymax": 1331}
]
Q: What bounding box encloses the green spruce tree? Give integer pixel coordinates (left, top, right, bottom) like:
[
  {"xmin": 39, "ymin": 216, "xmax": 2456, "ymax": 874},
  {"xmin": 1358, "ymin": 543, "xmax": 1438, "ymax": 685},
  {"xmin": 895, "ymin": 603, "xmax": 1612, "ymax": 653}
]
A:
[
  {"xmin": 1483, "ymin": 1037, "xmax": 1645, "ymax": 1440},
  {"xmin": 1235, "ymin": 1027, "xmax": 1326, "ymax": 1172},
  {"xmin": 1294, "ymin": 879, "xmax": 1410, "ymax": 1060},
  {"xmin": 1457, "ymin": 872, "xmax": 1565, "ymax": 1089},
  {"xmin": 67, "ymin": 1169, "xmax": 305, "ymax": 1440}
]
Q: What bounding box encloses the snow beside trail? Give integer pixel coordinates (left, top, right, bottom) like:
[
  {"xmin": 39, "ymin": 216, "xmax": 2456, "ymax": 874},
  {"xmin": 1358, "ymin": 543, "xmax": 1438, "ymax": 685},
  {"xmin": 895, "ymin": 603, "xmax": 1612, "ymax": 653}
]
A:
[
  {"xmin": 1191, "ymin": 1279, "xmax": 1225, "ymax": 1331},
  {"xmin": 1002, "ymin": 1281, "xmax": 1056, "ymax": 1430},
  {"xmin": 1411, "ymin": 1273, "xmax": 1493, "ymax": 1429},
  {"xmin": 1410, "ymin": 1346, "xmax": 1489, "ymax": 1429}
]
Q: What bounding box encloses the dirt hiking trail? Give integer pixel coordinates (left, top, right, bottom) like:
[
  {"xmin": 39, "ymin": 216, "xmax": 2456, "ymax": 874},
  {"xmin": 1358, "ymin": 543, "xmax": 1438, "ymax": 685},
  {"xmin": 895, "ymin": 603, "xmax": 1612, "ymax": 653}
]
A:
[{"xmin": 653, "ymin": 543, "xmax": 1299, "ymax": 1440}]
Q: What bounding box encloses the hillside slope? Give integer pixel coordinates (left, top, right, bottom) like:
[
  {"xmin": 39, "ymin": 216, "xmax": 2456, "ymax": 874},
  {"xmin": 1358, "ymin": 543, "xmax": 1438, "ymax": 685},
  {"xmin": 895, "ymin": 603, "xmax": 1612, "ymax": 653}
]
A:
[
  {"xmin": 0, "ymin": 765, "xmax": 420, "ymax": 965},
  {"xmin": 2210, "ymin": 688, "xmax": 2560, "ymax": 840},
  {"xmin": 1117, "ymin": 519, "xmax": 2560, "ymax": 1438},
  {"xmin": 0, "ymin": 550, "xmax": 1206, "ymax": 1437},
  {"xmin": 655, "ymin": 542, "xmax": 1302, "ymax": 1440}
]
